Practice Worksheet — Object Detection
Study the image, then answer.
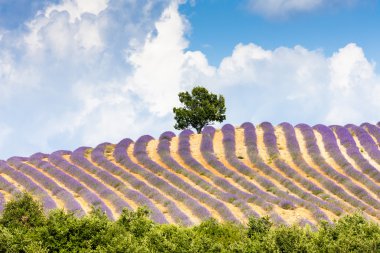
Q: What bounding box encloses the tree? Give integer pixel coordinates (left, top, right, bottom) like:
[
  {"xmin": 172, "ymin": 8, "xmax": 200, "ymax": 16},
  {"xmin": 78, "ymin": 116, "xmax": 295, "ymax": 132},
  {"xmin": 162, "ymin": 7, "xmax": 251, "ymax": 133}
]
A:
[{"xmin": 173, "ymin": 86, "xmax": 226, "ymax": 134}]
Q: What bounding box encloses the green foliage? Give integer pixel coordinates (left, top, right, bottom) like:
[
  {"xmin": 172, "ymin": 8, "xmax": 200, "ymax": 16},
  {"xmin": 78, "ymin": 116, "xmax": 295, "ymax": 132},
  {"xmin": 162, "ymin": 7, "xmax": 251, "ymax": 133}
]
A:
[
  {"xmin": 247, "ymin": 216, "xmax": 272, "ymax": 239},
  {"xmin": 1, "ymin": 193, "xmax": 380, "ymax": 252},
  {"xmin": 117, "ymin": 206, "xmax": 154, "ymax": 237},
  {"xmin": 173, "ymin": 86, "xmax": 226, "ymax": 133},
  {"xmin": 311, "ymin": 213, "xmax": 380, "ymax": 252},
  {"xmin": 267, "ymin": 225, "xmax": 310, "ymax": 252},
  {"xmin": 191, "ymin": 218, "xmax": 250, "ymax": 253},
  {"xmin": 0, "ymin": 192, "xmax": 46, "ymax": 229}
]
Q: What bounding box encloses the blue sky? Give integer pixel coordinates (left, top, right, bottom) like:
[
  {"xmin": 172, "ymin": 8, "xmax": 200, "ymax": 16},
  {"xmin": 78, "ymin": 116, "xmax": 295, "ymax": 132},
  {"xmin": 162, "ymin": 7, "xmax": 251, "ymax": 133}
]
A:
[
  {"xmin": 180, "ymin": 0, "xmax": 380, "ymax": 65},
  {"xmin": 0, "ymin": 0, "xmax": 379, "ymax": 158}
]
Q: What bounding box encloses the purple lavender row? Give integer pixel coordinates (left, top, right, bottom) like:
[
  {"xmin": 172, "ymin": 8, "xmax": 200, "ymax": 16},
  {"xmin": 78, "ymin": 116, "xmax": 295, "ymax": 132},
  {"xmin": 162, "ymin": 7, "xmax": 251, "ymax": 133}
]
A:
[
  {"xmin": 177, "ymin": 129, "xmax": 263, "ymax": 220},
  {"xmin": 202, "ymin": 126, "xmax": 282, "ymax": 209},
  {"xmin": 158, "ymin": 131, "xmax": 245, "ymax": 222},
  {"xmin": 0, "ymin": 175, "xmax": 21, "ymax": 195},
  {"xmin": 346, "ymin": 124, "xmax": 380, "ymax": 166},
  {"xmin": 7, "ymin": 156, "xmax": 84, "ymax": 216},
  {"xmin": 71, "ymin": 147, "xmax": 168, "ymax": 224},
  {"xmin": 221, "ymin": 125, "xmax": 294, "ymax": 206},
  {"xmin": 134, "ymin": 135, "xmax": 212, "ymax": 221},
  {"xmin": 219, "ymin": 125, "xmax": 291, "ymax": 224},
  {"xmin": 28, "ymin": 155, "xmax": 113, "ymax": 219},
  {"xmin": 203, "ymin": 125, "xmax": 300, "ymax": 224},
  {"xmin": 48, "ymin": 151, "xmax": 127, "ymax": 219},
  {"xmin": 332, "ymin": 126, "xmax": 380, "ymax": 184},
  {"xmin": 361, "ymin": 123, "xmax": 380, "ymax": 146},
  {"xmin": 296, "ymin": 124, "xmax": 380, "ymax": 219},
  {"xmin": 313, "ymin": 124, "xmax": 380, "ymax": 208},
  {"xmin": 71, "ymin": 147, "xmax": 132, "ymax": 213},
  {"xmin": 280, "ymin": 123, "xmax": 354, "ymax": 213},
  {"xmin": 260, "ymin": 122, "xmax": 343, "ymax": 216},
  {"xmin": 105, "ymin": 140, "xmax": 191, "ymax": 225},
  {"xmin": 238, "ymin": 123, "xmax": 329, "ymax": 222},
  {"xmin": 0, "ymin": 159, "xmax": 57, "ymax": 211},
  {"xmin": 89, "ymin": 143, "xmax": 168, "ymax": 224}
]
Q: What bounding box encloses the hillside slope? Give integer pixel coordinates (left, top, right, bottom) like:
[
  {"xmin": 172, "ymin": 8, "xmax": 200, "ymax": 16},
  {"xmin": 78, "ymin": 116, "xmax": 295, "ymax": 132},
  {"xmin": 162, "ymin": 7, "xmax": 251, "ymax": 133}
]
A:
[{"xmin": 1, "ymin": 122, "xmax": 380, "ymax": 226}]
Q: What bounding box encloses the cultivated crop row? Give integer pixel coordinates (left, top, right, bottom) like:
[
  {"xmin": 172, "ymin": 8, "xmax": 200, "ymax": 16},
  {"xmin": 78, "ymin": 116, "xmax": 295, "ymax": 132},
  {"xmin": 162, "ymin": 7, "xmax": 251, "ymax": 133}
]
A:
[{"xmin": 1, "ymin": 122, "xmax": 380, "ymax": 225}]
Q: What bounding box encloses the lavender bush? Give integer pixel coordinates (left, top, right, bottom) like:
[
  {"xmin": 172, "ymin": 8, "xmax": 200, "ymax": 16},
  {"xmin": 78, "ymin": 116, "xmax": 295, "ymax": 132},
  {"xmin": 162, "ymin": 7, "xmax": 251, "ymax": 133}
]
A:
[
  {"xmin": 314, "ymin": 124, "xmax": 380, "ymax": 208},
  {"xmin": 297, "ymin": 124, "xmax": 380, "ymax": 219},
  {"xmin": 347, "ymin": 124, "xmax": 380, "ymax": 166},
  {"xmin": 281, "ymin": 123, "xmax": 351, "ymax": 214},
  {"xmin": 361, "ymin": 123, "xmax": 380, "ymax": 146},
  {"xmin": 177, "ymin": 129, "xmax": 260, "ymax": 219},
  {"xmin": 0, "ymin": 160, "xmax": 57, "ymax": 211},
  {"xmin": 202, "ymin": 125, "xmax": 280, "ymax": 211},
  {"xmin": 0, "ymin": 175, "xmax": 21, "ymax": 195},
  {"xmin": 240, "ymin": 123, "xmax": 330, "ymax": 222},
  {"xmin": 72, "ymin": 146, "xmax": 169, "ymax": 224},
  {"xmin": 28, "ymin": 155, "xmax": 113, "ymax": 219},
  {"xmin": 260, "ymin": 123, "xmax": 343, "ymax": 215},
  {"xmin": 7, "ymin": 156, "xmax": 84, "ymax": 216},
  {"xmin": 158, "ymin": 131, "xmax": 242, "ymax": 222},
  {"xmin": 134, "ymin": 135, "xmax": 212, "ymax": 221},
  {"xmin": 48, "ymin": 151, "xmax": 135, "ymax": 219},
  {"xmin": 333, "ymin": 125, "xmax": 380, "ymax": 184},
  {"xmin": 103, "ymin": 140, "xmax": 190, "ymax": 225},
  {"xmin": 71, "ymin": 146, "xmax": 133, "ymax": 213}
]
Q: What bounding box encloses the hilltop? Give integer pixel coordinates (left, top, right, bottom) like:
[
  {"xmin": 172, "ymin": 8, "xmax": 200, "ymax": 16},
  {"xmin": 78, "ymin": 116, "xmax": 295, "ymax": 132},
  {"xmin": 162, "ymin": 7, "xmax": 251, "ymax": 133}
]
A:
[{"xmin": 1, "ymin": 122, "xmax": 380, "ymax": 226}]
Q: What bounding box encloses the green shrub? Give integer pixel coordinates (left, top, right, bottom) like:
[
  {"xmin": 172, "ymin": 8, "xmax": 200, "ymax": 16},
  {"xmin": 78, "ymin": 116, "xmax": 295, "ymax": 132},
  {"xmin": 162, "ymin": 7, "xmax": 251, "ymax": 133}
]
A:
[
  {"xmin": 311, "ymin": 213, "xmax": 380, "ymax": 252},
  {"xmin": 1, "ymin": 193, "xmax": 380, "ymax": 252},
  {"xmin": 116, "ymin": 206, "xmax": 154, "ymax": 237},
  {"xmin": 0, "ymin": 192, "xmax": 46, "ymax": 229},
  {"xmin": 247, "ymin": 215, "xmax": 272, "ymax": 239}
]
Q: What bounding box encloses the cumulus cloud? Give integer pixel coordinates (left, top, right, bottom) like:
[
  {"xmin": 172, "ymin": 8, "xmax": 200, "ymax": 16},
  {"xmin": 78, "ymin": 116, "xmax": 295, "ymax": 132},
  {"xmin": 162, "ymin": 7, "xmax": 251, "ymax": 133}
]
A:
[
  {"xmin": 246, "ymin": 0, "xmax": 359, "ymax": 18},
  {"xmin": 0, "ymin": 0, "xmax": 173, "ymax": 158},
  {"xmin": 0, "ymin": 0, "xmax": 379, "ymax": 159}
]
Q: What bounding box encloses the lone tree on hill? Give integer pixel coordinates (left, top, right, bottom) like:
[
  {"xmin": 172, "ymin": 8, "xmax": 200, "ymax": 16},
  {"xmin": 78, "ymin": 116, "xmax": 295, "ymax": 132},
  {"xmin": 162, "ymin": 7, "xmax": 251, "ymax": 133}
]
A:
[{"xmin": 173, "ymin": 86, "xmax": 226, "ymax": 134}]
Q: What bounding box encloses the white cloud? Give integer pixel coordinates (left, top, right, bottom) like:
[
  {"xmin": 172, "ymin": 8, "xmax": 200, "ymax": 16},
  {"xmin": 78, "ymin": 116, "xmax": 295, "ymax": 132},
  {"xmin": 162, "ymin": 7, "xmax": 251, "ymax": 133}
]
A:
[
  {"xmin": 0, "ymin": 0, "xmax": 379, "ymax": 159},
  {"xmin": 329, "ymin": 43, "xmax": 374, "ymax": 91},
  {"xmin": 0, "ymin": 0, "xmax": 173, "ymax": 158},
  {"xmin": 44, "ymin": 0, "xmax": 109, "ymax": 22},
  {"xmin": 125, "ymin": 2, "xmax": 189, "ymax": 116},
  {"xmin": 246, "ymin": 0, "xmax": 358, "ymax": 17},
  {"xmin": 0, "ymin": 124, "xmax": 12, "ymax": 147},
  {"xmin": 183, "ymin": 42, "xmax": 380, "ymax": 126}
]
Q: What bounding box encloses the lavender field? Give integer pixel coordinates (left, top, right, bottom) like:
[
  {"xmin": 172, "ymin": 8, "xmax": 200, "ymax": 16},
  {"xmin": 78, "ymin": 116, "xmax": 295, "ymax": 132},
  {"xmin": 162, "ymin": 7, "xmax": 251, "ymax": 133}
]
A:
[{"xmin": 1, "ymin": 122, "xmax": 380, "ymax": 226}]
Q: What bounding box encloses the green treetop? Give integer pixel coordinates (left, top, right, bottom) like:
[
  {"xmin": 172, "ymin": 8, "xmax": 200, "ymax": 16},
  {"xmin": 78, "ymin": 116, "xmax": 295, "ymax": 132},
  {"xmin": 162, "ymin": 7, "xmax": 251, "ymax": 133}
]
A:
[{"xmin": 173, "ymin": 86, "xmax": 226, "ymax": 134}]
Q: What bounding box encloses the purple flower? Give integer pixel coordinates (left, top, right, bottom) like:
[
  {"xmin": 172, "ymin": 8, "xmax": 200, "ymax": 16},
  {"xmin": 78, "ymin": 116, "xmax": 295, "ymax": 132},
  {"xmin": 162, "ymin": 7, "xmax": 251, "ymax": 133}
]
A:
[
  {"xmin": 297, "ymin": 124, "xmax": 380, "ymax": 219},
  {"xmin": 347, "ymin": 124, "xmax": 380, "ymax": 167},
  {"xmin": 7, "ymin": 156, "xmax": 84, "ymax": 215},
  {"xmin": 314, "ymin": 124, "xmax": 380, "ymax": 209},
  {"xmin": 0, "ymin": 174, "xmax": 21, "ymax": 195},
  {"xmin": 157, "ymin": 131, "xmax": 240, "ymax": 222},
  {"xmin": 361, "ymin": 123, "xmax": 380, "ymax": 147},
  {"xmin": 100, "ymin": 139, "xmax": 184, "ymax": 224},
  {"xmin": 134, "ymin": 135, "xmax": 213, "ymax": 221},
  {"xmin": 333, "ymin": 125, "xmax": 380, "ymax": 184},
  {"xmin": 239, "ymin": 123, "xmax": 330, "ymax": 221},
  {"xmin": 178, "ymin": 129, "xmax": 260, "ymax": 218},
  {"xmin": 0, "ymin": 160, "xmax": 57, "ymax": 211},
  {"xmin": 28, "ymin": 155, "xmax": 112, "ymax": 218}
]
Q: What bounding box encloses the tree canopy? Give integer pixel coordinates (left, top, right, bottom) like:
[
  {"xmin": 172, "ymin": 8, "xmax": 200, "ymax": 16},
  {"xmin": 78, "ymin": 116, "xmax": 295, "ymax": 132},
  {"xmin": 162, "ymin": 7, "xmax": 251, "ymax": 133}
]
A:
[{"xmin": 173, "ymin": 86, "xmax": 226, "ymax": 134}]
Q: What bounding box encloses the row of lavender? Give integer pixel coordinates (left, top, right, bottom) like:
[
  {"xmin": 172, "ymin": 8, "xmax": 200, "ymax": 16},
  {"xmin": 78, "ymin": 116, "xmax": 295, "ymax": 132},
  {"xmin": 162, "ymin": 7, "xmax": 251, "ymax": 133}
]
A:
[{"xmin": 1, "ymin": 122, "xmax": 380, "ymax": 225}]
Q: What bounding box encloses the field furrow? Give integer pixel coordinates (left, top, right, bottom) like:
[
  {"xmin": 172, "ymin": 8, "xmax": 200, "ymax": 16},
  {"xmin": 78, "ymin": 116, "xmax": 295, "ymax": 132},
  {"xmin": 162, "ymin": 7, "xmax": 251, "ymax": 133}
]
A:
[{"xmin": 2, "ymin": 122, "xmax": 380, "ymax": 225}]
